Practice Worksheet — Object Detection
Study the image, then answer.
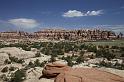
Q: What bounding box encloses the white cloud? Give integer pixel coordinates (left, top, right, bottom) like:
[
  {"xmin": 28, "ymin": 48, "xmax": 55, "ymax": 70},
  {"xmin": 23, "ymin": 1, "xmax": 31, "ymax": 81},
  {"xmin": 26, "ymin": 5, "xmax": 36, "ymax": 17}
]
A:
[
  {"xmin": 63, "ymin": 10, "xmax": 103, "ymax": 17},
  {"xmin": 86, "ymin": 10, "xmax": 103, "ymax": 16},
  {"xmin": 99, "ymin": 25, "xmax": 124, "ymax": 34},
  {"xmin": 63, "ymin": 10, "xmax": 84, "ymax": 17},
  {"xmin": 8, "ymin": 18, "xmax": 40, "ymax": 29}
]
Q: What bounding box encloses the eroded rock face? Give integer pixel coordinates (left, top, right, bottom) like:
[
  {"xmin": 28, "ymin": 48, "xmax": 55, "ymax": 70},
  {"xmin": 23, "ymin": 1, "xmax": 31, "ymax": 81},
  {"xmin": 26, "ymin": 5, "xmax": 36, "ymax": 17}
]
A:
[
  {"xmin": 42, "ymin": 63, "xmax": 71, "ymax": 77},
  {"xmin": 42, "ymin": 63, "xmax": 124, "ymax": 82}
]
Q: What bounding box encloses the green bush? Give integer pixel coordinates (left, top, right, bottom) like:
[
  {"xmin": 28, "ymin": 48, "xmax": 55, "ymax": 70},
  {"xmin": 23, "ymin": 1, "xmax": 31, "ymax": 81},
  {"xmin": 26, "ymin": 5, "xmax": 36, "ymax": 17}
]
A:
[
  {"xmin": 28, "ymin": 60, "xmax": 47, "ymax": 68},
  {"xmin": 31, "ymin": 42, "xmax": 42, "ymax": 49},
  {"xmin": 76, "ymin": 56, "xmax": 84, "ymax": 64},
  {"xmin": 40, "ymin": 61, "xmax": 47, "ymax": 67},
  {"xmin": 28, "ymin": 61, "xmax": 34, "ymax": 68},
  {"xmin": 9, "ymin": 56, "xmax": 24, "ymax": 64},
  {"xmin": 10, "ymin": 69, "xmax": 26, "ymax": 82},
  {"xmin": 34, "ymin": 59, "xmax": 41, "ymax": 67},
  {"xmin": 64, "ymin": 56, "xmax": 74, "ymax": 67},
  {"xmin": 96, "ymin": 49, "xmax": 115, "ymax": 60}
]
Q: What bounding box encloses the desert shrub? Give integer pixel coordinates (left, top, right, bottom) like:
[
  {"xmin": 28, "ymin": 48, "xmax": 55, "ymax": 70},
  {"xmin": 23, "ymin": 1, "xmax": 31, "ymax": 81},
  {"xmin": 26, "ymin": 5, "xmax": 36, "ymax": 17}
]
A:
[
  {"xmin": 9, "ymin": 67, "xmax": 16, "ymax": 71},
  {"xmin": 64, "ymin": 56, "xmax": 74, "ymax": 67},
  {"xmin": 22, "ymin": 46, "xmax": 31, "ymax": 51},
  {"xmin": 49, "ymin": 55, "xmax": 56, "ymax": 63},
  {"xmin": 35, "ymin": 52, "xmax": 41, "ymax": 57},
  {"xmin": 105, "ymin": 45, "xmax": 109, "ymax": 48},
  {"xmin": 31, "ymin": 42, "xmax": 42, "ymax": 49},
  {"xmin": 87, "ymin": 45, "xmax": 97, "ymax": 53},
  {"xmin": 10, "ymin": 69, "xmax": 26, "ymax": 82},
  {"xmin": 96, "ymin": 49, "xmax": 115, "ymax": 60},
  {"xmin": 9, "ymin": 56, "xmax": 18, "ymax": 63},
  {"xmin": 40, "ymin": 42, "xmax": 49, "ymax": 47},
  {"xmin": 28, "ymin": 61, "xmax": 34, "ymax": 68},
  {"xmin": 76, "ymin": 55, "xmax": 84, "ymax": 64},
  {"xmin": 34, "ymin": 59, "xmax": 41, "ymax": 67},
  {"xmin": 111, "ymin": 46, "xmax": 119, "ymax": 49},
  {"xmin": 41, "ymin": 47, "xmax": 51, "ymax": 55},
  {"xmin": 1, "ymin": 67, "xmax": 8, "ymax": 73},
  {"xmin": 105, "ymin": 52, "xmax": 115, "ymax": 61},
  {"xmin": 4, "ymin": 59, "xmax": 11, "ymax": 64},
  {"xmin": 40, "ymin": 61, "xmax": 47, "ymax": 67},
  {"xmin": 79, "ymin": 50, "xmax": 85, "ymax": 55},
  {"xmin": 28, "ymin": 60, "xmax": 47, "ymax": 68},
  {"xmin": 64, "ymin": 43, "xmax": 73, "ymax": 53},
  {"xmin": 99, "ymin": 61, "xmax": 112, "ymax": 67},
  {"xmin": 98, "ymin": 45, "xmax": 104, "ymax": 49},
  {"xmin": 79, "ymin": 44, "xmax": 85, "ymax": 50},
  {"xmin": 120, "ymin": 47, "xmax": 124, "ymax": 51},
  {"xmin": 52, "ymin": 49, "xmax": 64, "ymax": 56},
  {"xmin": 17, "ymin": 59, "xmax": 24, "ymax": 64},
  {"xmin": 9, "ymin": 56, "xmax": 24, "ymax": 64},
  {"xmin": 98, "ymin": 60, "xmax": 124, "ymax": 70}
]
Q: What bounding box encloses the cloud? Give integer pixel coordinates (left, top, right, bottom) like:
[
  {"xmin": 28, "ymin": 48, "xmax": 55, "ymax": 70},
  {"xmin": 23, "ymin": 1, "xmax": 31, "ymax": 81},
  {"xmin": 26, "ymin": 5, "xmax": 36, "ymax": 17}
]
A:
[
  {"xmin": 8, "ymin": 18, "xmax": 40, "ymax": 29},
  {"xmin": 86, "ymin": 10, "xmax": 103, "ymax": 16},
  {"xmin": 63, "ymin": 10, "xmax": 84, "ymax": 17},
  {"xmin": 63, "ymin": 10, "xmax": 103, "ymax": 17},
  {"xmin": 100, "ymin": 25, "xmax": 124, "ymax": 34},
  {"xmin": 0, "ymin": 20, "xmax": 15, "ymax": 31}
]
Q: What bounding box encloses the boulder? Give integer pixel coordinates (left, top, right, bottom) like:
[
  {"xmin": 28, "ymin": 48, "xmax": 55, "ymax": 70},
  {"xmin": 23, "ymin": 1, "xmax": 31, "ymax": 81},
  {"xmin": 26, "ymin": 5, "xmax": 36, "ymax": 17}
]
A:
[{"xmin": 42, "ymin": 63, "xmax": 71, "ymax": 77}]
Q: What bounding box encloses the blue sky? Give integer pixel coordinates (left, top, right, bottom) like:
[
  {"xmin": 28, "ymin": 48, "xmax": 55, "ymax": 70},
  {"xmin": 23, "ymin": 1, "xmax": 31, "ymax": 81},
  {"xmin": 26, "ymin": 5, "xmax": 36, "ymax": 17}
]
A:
[{"xmin": 0, "ymin": 0, "xmax": 124, "ymax": 33}]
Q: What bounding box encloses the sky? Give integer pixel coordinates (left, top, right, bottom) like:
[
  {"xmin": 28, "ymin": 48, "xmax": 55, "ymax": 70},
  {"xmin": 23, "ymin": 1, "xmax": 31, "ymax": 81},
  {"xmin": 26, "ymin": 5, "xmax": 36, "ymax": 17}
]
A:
[{"xmin": 0, "ymin": 0, "xmax": 124, "ymax": 33}]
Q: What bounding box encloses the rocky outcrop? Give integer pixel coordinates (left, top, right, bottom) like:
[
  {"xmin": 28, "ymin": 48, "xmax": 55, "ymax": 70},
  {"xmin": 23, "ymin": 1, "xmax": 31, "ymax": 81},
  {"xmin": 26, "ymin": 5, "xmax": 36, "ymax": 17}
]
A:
[
  {"xmin": 42, "ymin": 63, "xmax": 71, "ymax": 77},
  {"xmin": 42, "ymin": 63, "xmax": 124, "ymax": 82},
  {"xmin": 0, "ymin": 29, "xmax": 117, "ymax": 41}
]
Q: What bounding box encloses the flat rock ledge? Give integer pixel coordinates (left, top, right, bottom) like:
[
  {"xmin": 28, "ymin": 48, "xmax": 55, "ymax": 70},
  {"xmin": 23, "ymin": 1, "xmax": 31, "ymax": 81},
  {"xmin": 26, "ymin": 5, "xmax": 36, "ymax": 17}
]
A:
[{"xmin": 42, "ymin": 62, "xmax": 124, "ymax": 82}]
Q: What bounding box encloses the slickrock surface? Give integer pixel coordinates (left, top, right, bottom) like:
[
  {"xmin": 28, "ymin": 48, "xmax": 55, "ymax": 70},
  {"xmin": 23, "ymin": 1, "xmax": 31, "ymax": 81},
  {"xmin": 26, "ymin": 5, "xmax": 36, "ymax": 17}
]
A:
[
  {"xmin": 99, "ymin": 67, "xmax": 124, "ymax": 77},
  {"xmin": 42, "ymin": 63, "xmax": 124, "ymax": 82},
  {"xmin": 0, "ymin": 47, "xmax": 35, "ymax": 59}
]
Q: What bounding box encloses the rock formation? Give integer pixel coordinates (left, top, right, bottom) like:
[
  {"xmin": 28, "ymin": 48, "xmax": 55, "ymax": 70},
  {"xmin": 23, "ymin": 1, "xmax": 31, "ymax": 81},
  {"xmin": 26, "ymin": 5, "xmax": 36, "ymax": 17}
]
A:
[
  {"xmin": 42, "ymin": 63, "xmax": 124, "ymax": 82},
  {"xmin": 0, "ymin": 29, "xmax": 118, "ymax": 41}
]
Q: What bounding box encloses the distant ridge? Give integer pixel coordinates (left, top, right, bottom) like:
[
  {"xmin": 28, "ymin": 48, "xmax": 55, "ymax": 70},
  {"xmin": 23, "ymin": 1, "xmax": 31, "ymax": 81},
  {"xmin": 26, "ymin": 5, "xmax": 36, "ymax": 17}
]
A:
[{"xmin": 0, "ymin": 29, "xmax": 123, "ymax": 41}]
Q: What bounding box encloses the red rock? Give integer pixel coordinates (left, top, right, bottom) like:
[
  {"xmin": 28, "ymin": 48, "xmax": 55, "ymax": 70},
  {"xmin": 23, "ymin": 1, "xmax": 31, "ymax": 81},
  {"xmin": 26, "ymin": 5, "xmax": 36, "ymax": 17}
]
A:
[
  {"xmin": 42, "ymin": 63, "xmax": 124, "ymax": 82},
  {"xmin": 55, "ymin": 68, "xmax": 124, "ymax": 82},
  {"xmin": 42, "ymin": 62, "xmax": 71, "ymax": 77}
]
